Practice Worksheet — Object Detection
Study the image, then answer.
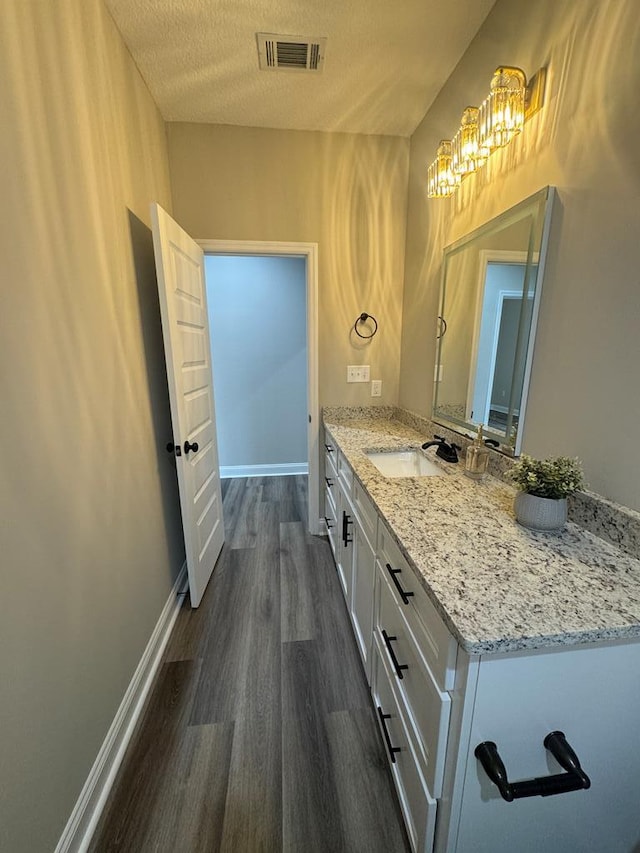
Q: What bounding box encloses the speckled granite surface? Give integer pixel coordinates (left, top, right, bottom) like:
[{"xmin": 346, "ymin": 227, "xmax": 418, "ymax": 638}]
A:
[
  {"xmin": 323, "ymin": 409, "xmax": 640, "ymax": 656},
  {"xmin": 390, "ymin": 406, "xmax": 640, "ymax": 558}
]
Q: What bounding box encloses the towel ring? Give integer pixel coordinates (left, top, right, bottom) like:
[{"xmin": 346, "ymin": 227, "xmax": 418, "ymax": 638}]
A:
[{"xmin": 354, "ymin": 312, "xmax": 378, "ymax": 339}]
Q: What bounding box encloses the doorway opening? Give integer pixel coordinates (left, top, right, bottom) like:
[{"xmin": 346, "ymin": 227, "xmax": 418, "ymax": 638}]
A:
[
  {"xmin": 199, "ymin": 240, "xmax": 320, "ymax": 534},
  {"xmin": 468, "ymin": 252, "xmax": 537, "ymax": 437}
]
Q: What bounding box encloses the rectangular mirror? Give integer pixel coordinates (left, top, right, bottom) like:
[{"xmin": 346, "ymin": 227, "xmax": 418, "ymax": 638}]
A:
[{"xmin": 433, "ymin": 186, "xmax": 555, "ymax": 454}]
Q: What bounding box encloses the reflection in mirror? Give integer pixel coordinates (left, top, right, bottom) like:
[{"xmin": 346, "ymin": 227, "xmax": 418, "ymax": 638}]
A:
[{"xmin": 433, "ymin": 187, "xmax": 555, "ymax": 454}]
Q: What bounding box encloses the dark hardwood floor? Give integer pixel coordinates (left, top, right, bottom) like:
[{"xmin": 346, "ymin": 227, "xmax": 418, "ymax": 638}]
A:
[{"xmin": 90, "ymin": 476, "xmax": 410, "ymax": 852}]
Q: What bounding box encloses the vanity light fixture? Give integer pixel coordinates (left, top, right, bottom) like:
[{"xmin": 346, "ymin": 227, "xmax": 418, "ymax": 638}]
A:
[
  {"xmin": 452, "ymin": 106, "xmax": 488, "ymax": 176},
  {"xmin": 478, "ymin": 66, "xmax": 526, "ymax": 150},
  {"xmin": 427, "ymin": 140, "xmax": 460, "ymax": 198},
  {"xmin": 427, "ymin": 65, "xmax": 546, "ymax": 197}
]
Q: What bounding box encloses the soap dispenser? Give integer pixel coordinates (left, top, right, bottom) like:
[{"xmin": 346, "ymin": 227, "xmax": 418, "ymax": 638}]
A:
[{"xmin": 465, "ymin": 424, "xmax": 490, "ymax": 480}]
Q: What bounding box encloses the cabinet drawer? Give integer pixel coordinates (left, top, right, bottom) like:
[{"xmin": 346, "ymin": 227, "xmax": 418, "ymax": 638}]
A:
[
  {"xmin": 377, "ymin": 520, "xmax": 457, "ymax": 692},
  {"xmin": 352, "ymin": 477, "xmax": 377, "ymax": 548},
  {"xmin": 323, "ymin": 485, "xmax": 338, "ymax": 556},
  {"xmin": 372, "ymin": 640, "xmax": 437, "ymax": 853},
  {"xmin": 324, "ymin": 467, "xmax": 338, "ymax": 504},
  {"xmin": 337, "ymin": 450, "xmax": 353, "ymax": 498},
  {"xmin": 324, "ymin": 435, "xmax": 338, "ymax": 480},
  {"xmin": 377, "ymin": 561, "xmax": 451, "ymax": 797},
  {"xmin": 351, "ymin": 522, "xmax": 376, "ymax": 683}
]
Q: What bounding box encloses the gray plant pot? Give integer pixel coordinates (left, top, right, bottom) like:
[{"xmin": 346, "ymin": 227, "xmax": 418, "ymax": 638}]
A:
[{"xmin": 514, "ymin": 491, "xmax": 567, "ymax": 531}]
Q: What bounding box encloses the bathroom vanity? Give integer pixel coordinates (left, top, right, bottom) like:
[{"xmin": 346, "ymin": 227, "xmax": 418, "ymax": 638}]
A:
[{"xmin": 323, "ymin": 409, "xmax": 640, "ymax": 853}]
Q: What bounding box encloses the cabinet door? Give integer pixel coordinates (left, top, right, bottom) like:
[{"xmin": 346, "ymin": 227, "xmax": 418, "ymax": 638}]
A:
[
  {"xmin": 372, "ymin": 637, "xmax": 438, "ymax": 853},
  {"xmin": 452, "ymin": 642, "xmax": 640, "ymax": 853},
  {"xmin": 377, "ymin": 561, "xmax": 451, "ymax": 797},
  {"xmin": 335, "ymin": 487, "xmax": 354, "ymax": 604},
  {"xmin": 323, "ymin": 483, "xmax": 338, "ymax": 557},
  {"xmin": 350, "ymin": 521, "xmax": 376, "ymax": 682}
]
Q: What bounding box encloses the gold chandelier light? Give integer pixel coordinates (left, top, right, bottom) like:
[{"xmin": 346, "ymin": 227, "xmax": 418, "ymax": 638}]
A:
[
  {"xmin": 452, "ymin": 106, "xmax": 488, "ymax": 176},
  {"xmin": 479, "ymin": 66, "xmax": 526, "ymax": 149},
  {"xmin": 427, "ymin": 65, "xmax": 545, "ymax": 198},
  {"xmin": 427, "ymin": 140, "xmax": 460, "ymax": 198}
]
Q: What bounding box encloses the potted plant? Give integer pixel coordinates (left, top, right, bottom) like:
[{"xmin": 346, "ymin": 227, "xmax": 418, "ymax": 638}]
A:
[{"xmin": 508, "ymin": 454, "xmax": 584, "ymax": 531}]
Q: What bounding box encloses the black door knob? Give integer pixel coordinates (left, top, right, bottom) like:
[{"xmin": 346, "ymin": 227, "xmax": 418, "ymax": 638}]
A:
[
  {"xmin": 184, "ymin": 440, "xmax": 199, "ymax": 455},
  {"xmin": 166, "ymin": 442, "xmax": 182, "ymax": 457}
]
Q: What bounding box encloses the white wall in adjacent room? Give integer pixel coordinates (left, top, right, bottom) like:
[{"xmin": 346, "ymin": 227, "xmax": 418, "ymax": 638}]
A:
[{"xmin": 205, "ymin": 254, "xmax": 308, "ymax": 474}]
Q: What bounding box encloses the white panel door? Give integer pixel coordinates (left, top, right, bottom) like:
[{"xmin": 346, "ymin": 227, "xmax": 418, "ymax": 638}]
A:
[{"xmin": 151, "ymin": 203, "xmax": 224, "ymax": 607}]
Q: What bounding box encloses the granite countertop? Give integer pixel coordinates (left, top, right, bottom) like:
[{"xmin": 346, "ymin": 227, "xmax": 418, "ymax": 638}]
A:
[{"xmin": 323, "ymin": 412, "xmax": 640, "ymax": 656}]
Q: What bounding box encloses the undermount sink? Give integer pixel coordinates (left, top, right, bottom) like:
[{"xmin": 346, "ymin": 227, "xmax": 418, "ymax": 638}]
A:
[{"xmin": 365, "ymin": 449, "xmax": 445, "ymax": 478}]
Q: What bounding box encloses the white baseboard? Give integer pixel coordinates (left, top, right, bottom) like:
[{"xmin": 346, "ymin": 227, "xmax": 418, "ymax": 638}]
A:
[
  {"xmin": 220, "ymin": 462, "xmax": 308, "ymax": 478},
  {"xmin": 55, "ymin": 563, "xmax": 188, "ymax": 853}
]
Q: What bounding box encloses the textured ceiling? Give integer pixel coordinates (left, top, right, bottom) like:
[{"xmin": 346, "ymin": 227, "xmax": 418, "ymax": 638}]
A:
[{"xmin": 104, "ymin": 0, "xmax": 496, "ymax": 137}]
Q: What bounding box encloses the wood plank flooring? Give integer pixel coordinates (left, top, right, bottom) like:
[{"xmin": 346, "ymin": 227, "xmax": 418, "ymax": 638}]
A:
[{"xmin": 90, "ymin": 476, "xmax": 410, "ymax": 853}]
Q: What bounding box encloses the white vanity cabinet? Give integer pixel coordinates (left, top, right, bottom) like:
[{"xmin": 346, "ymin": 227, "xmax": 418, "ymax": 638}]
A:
[
  {"xmin": 323, "ymin": 437, "xmax": 377, "ymax": 682},
  {"xmin": 373, "ymin": 520, "xmax": 457, "ymax": 852},
  {"xmin": 335, "ymin": 483, "xmax": 354, "ymax": 602},
  {"xmin": 323, "ymin": 421, "xmax": 640, "ymax": 853},
  {"xmin": 349, "ymin": 480, "xmax": 378, "ymax": 682},
  {"xmin": 437, "ymin": 640, "xmax": 640, "ymax": 853},
  {"xmin": 323, "ymin": 440, "xmax": 339, "ymax": 556}
]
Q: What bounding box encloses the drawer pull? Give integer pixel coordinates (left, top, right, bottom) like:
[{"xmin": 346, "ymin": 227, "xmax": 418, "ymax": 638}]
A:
[
  {"xmin": 324, "ymin": 516, "xmax": 334, "ymax": 530},
  {"xmin": 342, "ymin": 511, "xmax": 353, "ymax": 546},
  {"xmin": 381, "ymin": 629, "xmax": 409, "ymax": 680},
  {"xmin": 385, "ymin": 562, "xmax": 415, "ymax": 606},
  {"xmin": 475, "ymin": 732, "xmax": 590, "ymax": 802},
  {"xmin": 325, "ymin": 476, "xmax": 334, "ymax": 487},
  {"xmin": 377, "ymin": 706, "xmax": 401, "ymax": 764},
  {"xmin": 324, "ymin": 443, "xmax": 335, "ymax": 453}
]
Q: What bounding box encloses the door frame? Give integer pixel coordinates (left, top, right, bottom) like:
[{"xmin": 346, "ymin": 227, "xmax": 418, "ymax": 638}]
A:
[
  {"xmin": 198, "ymin": 239, "xmax": 320, "ymax": 535},
  {"xmin": 467, "ymin": 250, "xmax": 530, "ymax": 423}
]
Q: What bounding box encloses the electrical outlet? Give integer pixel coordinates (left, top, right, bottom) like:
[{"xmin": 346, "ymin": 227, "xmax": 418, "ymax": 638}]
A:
[
  {"xmin": 371, "ymin": 380, "xmax": 382, "ymax": 397},
  {"xmin": 347, "ymin": 365, "xmax": 370, "ymax": 383}
]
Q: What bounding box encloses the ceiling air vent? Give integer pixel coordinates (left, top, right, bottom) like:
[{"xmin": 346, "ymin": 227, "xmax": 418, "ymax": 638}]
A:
[{"xmin": 257, "ymin": 33, "xmax": 326, "ymax": 72}]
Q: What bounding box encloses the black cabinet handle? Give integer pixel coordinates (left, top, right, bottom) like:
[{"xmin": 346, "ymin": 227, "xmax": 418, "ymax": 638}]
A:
[
  {"xmin": 342, "ymin": 511, "xmax": 353, "ymax": 546},
  {"xmin": 325, "ymin": 477, "xmax": 334, "ymax": 488},
  {"xmin": 474, "ymin": 741, "xmax": 513, "ymax": 801},
  {"xmin": 324, "ymin": 516, "xmax": 334, "ymax": 530},
  {"xmin": 544, "ymin": 731, "xmax": 590, "ymax": 788},
  {"xmin": 184, "ymin": 440, "xmax": 199, "ymax": 455},
  {"xmin": 377, "ymin": 706, "xmax": 401, "ymax": 764},
  {"xmin": 381, "ymin": 629, "xmax": 409, "ymax": 680},
  {"xmin": 385, "ymin": 563, "xmax": 414, "ymax": 605},
  {"xmin": 475, "ymin": 732, "xmax": 590, "ymax": 802},
  {"xmin": 324, "ymin": 443, "xmax": 334, "ymax": 453}
]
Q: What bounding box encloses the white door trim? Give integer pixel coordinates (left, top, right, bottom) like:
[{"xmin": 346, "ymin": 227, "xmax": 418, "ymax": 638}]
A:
[{"xmin": 198, "ymin": 239, "xmax": 320, "ymax": 535}]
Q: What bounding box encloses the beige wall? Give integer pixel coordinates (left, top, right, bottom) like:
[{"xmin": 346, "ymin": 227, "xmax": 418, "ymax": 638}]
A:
[
  {"xmin": 400, "ymin": 0, "xmax": 640, "ymax": 511},
  {"xmin": 167, "ymin": 123, "xmax": 410, "ymax": 408},
  {"xmin": 0, "ymin": 2, "xmax": 183, "ymax": 850}
]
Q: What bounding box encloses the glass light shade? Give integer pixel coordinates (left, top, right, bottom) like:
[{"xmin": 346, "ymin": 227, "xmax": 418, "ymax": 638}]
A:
[
  {"xmin": 427, "ymin": 140, "xmax": 460, "ymax": 198},
  {"xmin": 479, "ymin": 66, "xmax": 526, "ymax": 150},
  {"xmin": 452, "ymin": 107, "xmax": 488, "ymax": 175}
]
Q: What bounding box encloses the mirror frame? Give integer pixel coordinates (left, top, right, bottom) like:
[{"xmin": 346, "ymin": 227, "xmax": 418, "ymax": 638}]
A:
[{"xmin": 432, "ymin": 186, "xmax": 555, "ymax": 455}]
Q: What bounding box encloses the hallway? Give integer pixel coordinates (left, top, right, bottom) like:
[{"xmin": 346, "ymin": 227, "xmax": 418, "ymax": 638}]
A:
[{"xmin": 90, "ymin": 476, "xmax": 410, "ymax": 852}]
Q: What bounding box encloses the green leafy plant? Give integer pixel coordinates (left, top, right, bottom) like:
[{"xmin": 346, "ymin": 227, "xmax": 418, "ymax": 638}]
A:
[{"xmin": 508, "ymin": 455, "xmax": 584, "ymax": 499}]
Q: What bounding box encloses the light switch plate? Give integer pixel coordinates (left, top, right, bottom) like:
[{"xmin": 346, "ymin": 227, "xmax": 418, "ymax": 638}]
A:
[
  {"xmin": 371, "ymin": 380, "xmax": 382, "ymax": 397},
  {"xmin": 347, "ymin": 365, "xmax": 370, "ymax": 383}
]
